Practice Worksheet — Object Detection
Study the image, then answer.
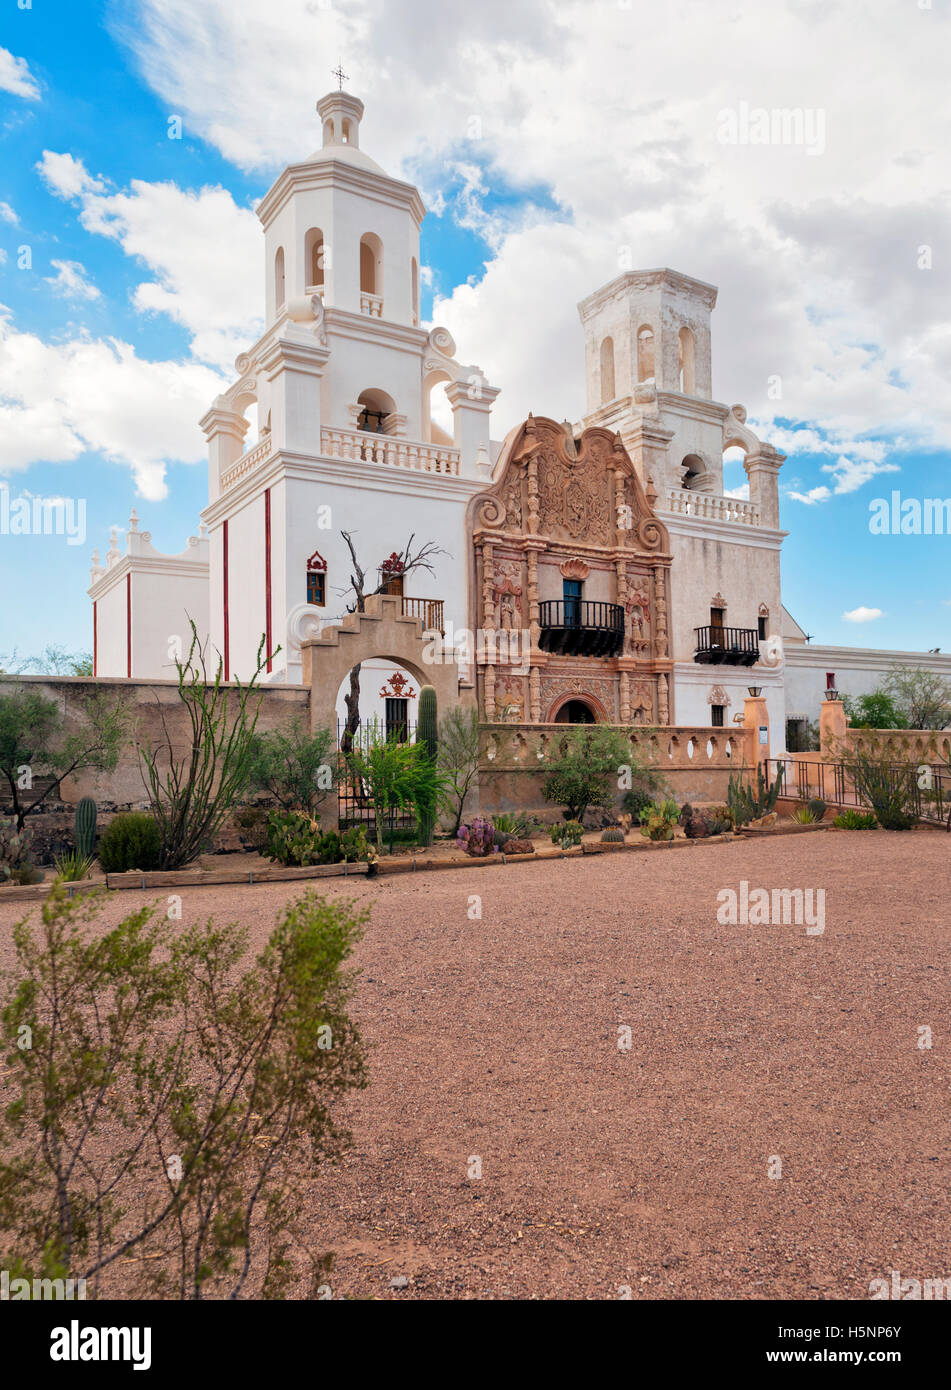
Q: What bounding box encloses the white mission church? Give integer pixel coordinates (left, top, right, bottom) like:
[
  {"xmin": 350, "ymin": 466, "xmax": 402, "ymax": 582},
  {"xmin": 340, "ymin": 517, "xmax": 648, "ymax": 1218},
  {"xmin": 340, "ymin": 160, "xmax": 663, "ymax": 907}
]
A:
[{"xmin": 88, "ymin": 88, "xmax": 951, "ymax": 750}]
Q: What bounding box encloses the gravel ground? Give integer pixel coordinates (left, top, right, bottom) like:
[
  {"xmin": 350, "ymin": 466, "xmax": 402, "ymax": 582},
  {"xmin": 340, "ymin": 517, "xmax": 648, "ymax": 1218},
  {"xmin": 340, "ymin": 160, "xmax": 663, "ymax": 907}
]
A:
[{"xmin": 1, "ymin": 830, "xmax": 948, "ymax": 1301}]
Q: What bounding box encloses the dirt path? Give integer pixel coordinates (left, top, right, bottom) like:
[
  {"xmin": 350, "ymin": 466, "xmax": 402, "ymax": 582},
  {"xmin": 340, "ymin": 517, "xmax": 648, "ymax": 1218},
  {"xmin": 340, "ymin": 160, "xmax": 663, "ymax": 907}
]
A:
[{"xmin": 1, "ymin": 830, "xmax": 948, "ymax": 1299}]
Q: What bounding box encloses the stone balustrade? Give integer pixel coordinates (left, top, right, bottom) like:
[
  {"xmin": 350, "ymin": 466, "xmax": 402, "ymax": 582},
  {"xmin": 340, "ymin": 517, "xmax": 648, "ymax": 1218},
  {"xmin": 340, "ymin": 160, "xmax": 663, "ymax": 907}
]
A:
[
  {"xmin": 839, "ymin": 727, "xmax": 951, "ymax": 764},
  {"xmin": 479, "ymin": 722, "xmax": 755, "ymax": 771},
  {"xmin": 663, "ymin": 487, "xmax": 760, "ymax": 526},
  {"xmin": 360, "ymin": 292, "xmax": 383, "ymax": 317},
  {"xmin": 320, "ymin": 426, "xmax": 461, "ymax": 475},
  {"xmin": 221, "ymin": 437, "xmax": 272, "ymax": 490}
]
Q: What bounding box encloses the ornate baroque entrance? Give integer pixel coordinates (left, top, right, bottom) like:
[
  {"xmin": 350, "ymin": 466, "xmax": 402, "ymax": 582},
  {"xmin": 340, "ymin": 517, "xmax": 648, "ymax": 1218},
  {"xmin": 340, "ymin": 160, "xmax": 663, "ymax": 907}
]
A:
[{"xmin": 468, "ymin": 415, "xmax": 673, "ymax": 726}]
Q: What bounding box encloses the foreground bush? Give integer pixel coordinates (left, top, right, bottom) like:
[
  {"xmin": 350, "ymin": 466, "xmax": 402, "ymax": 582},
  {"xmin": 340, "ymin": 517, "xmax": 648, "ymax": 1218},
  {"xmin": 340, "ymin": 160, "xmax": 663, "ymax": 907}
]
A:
[
  {"xmin": 0, "ymin": 885, "xmax": 368, "ymax": 1299},
  {"xmin": 97, "ymin": 812, "xmax": 162, "ymax": 873},
  {"xmin": 543, "ymin": 726, "xmax": 641, "ymax": 823},
  {"xmin": 639, "ymin": 799, "xmax": 679, "ymax": 841}
]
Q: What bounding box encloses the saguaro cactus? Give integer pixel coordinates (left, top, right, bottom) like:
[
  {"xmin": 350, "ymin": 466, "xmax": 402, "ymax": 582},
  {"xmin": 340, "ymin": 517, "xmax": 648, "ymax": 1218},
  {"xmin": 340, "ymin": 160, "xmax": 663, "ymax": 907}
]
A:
[
  {"xmin": 75, "ymin": 796, "xmax": 98, "ymax": 859},
  {"xmin": 416, "ymin": 685, "xmax": 438, "ymax": 846}
]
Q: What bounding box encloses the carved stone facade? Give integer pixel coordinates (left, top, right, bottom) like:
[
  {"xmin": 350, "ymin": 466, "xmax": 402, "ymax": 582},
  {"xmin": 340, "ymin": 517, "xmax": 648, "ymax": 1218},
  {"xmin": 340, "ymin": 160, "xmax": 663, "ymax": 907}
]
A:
[{"xmin": 469, "ymin": 415, "xmax": 672, "ymax": 726}]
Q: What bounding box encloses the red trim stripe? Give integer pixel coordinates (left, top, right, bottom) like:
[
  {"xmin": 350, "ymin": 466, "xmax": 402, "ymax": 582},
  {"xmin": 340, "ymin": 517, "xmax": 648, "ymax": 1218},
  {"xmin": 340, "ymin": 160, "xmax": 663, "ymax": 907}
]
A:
[
  {"xmin": 223, "ymin": 520, "xmax": 230, "ymax": 681},
  {"xmin": 126, "ymin": 573, "xmax": 131, "ymax": 678},
  {"xmin": 264, "ymin": 488, "xmax": 272, "ymax": 673}
]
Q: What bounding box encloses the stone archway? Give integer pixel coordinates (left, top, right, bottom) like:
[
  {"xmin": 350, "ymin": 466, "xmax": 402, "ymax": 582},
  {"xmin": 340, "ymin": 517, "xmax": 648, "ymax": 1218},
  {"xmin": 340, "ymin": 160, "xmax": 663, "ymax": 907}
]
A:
[
  {"xmin": 547, "ymin": 692, "xmax": 609, "ymax": 723},
  {"xmin": 299, "ymin": 592, "xmax": 463, "ymax": 731}
]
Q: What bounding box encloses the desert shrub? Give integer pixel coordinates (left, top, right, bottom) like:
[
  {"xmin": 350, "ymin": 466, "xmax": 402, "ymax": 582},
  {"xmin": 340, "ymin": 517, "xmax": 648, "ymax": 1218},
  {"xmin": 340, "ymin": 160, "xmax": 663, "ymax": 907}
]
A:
[
  {"xmin": 263, "ymin": 810, "xmax": 366, "ymax": 867},
  {"xmin": 457, "ymin": 818, "xmax": 497, "ymax": 857},
  {"xmin": 639, "ymin": 799, "xmax": 679, "ymax": 841},
  {"xmin": 543, "ymin": 727, "xmax": 640, "ymax": 823},
  {"xmin": 845, "ymin": 753, "xmax": 919, "ymax": 830},
  {"xmin": 97, "ymin": 813, "xmax": 162, "ymax": 873},
  {"xmin": 601, "ymin": 827, "xmax": 625, "ymax": 843},
  {"xmin": 0, "ymin": 884, "xmax": 367, "ymax": 1299},
  {"xmin": 0, "ymin": 819, "xmax": 40, "ymax": 886},
  {"xmin": 437, "ymin": 707, "xmax": 481, "ymax": 836},
  {"xmin": 52, "ymin": 851, "xmax": 95, "ymax": 882},
  {"xmin": 247, "ymin": 719, "xmax": 335, "ymax": 814},
  {"xmin": 726, "ymin": 762, "xmax": 785, "ymax": 828},
  {"xmin": 491, "ymin": 812, "xmax": 535, "ymax": 847},
  {"xmin": 550, "ymin": 819, "xmax": 584, "ymax": 850},
  {"xmin": 833, "ymin": 809, "xmax": 878, "ymax": 830},
  {"xmin": 791, "ymin": 805, "xmax": 818, "ymax": 824},
  {"xmin": 807, "ymin": 798, "xmax": 827, "ymax": 821}
]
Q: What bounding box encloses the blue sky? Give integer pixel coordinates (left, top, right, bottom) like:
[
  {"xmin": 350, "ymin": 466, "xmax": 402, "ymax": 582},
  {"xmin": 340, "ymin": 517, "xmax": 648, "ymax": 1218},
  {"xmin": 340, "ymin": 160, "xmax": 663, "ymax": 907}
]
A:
[{"xmin": 1, "ymin": 0, "xmax": 949, "ymax": 664}]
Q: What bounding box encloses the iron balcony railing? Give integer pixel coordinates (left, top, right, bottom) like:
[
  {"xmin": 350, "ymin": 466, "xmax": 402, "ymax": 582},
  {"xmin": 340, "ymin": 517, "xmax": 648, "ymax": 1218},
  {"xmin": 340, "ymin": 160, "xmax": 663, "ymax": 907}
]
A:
[
  {"xmin": 694, "ymin": 624, "xmax": 759, "ymax": 666},
  {"xmin": 539, "ymin": 599, "xmax": 625, "ymax": 658}
]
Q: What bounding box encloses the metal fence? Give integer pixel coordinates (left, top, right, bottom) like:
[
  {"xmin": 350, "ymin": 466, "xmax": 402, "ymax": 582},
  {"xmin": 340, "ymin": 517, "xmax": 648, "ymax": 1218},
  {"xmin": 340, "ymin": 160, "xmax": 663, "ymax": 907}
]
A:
[
  {"xmin": 773, "ymin": 757, "xmax": 950, "ymax": 827},
  {"xmin": 335, "ymin": 720, "xmax": 420, "ymax": 835}
]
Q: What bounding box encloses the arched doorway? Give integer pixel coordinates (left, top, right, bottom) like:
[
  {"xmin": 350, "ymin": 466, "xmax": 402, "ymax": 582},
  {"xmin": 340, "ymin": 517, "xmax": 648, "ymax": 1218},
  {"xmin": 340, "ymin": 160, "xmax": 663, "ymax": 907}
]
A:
[{"xmin": 554, "ymin": 698, "xmax": 597, "ymax": 724}]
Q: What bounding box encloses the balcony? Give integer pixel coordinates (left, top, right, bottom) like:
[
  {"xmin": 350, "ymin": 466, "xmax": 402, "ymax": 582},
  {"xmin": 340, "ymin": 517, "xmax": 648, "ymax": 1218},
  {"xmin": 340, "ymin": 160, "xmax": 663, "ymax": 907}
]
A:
[
  {"xmin": 401, "ymin": 596, "xmax": 444, "ymax": 635},
  {"xmin": 539, "ymin": 599, "xmax": 625, "ymax": 658},
  {"xmin": 360, "ymin": 292, "xmax": 383, "ymax": 317},
  {"xmin": 694, "ymin": 625, "xmax": 759, "ymax": 666},
  {"xmin": 321, "ymin": 426, "xmax": 460, "ymax": 476},
  {"xmin": 664, "ymin": 487, "xmax": 760, "ymax": 526}
]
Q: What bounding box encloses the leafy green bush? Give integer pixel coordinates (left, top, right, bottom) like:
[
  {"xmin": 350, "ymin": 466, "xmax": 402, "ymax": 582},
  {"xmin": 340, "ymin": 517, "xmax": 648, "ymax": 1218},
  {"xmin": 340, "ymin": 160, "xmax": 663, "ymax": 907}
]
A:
[
  {"xmin": 833, "ymin": 809, "xmax": 878, "ymax": 830},
  {"xmin": 639, "ymin": 799, "xmax": 679, "ymax": 841},
  {"xmin": 550, "ymin": 819, "xmax": 584, "ymax": 850},
  {"xmin": 247, "ymin": 719, "xmax": 335, "ymax": 814},
  {"xmin": 97, "ymin": 813, "xmax": 162, "ymax": 873},
  {"xmin": 0, "ymin": 819, "xmax": 40, "ymax": 885}
]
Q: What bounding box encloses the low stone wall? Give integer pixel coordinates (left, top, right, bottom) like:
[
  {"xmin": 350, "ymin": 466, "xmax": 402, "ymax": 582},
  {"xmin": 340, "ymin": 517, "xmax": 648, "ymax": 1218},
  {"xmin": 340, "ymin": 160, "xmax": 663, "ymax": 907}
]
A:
[
  {"xmin": 475, "ymin": 722, "xmax": 756, "ymax": 819},
  {"xmin": 0, "ymin": 675, "xmax": 313, "ymax": 861}
]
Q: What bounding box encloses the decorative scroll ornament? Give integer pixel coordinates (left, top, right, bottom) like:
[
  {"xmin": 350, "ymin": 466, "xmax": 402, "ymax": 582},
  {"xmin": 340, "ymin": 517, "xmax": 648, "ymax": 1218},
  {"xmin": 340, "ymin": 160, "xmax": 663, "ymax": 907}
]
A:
[
  {"xmin": 379, "ymin": 672, "xmax": 417, "ymax": 699},
  {"xmin": 708, "ymin": 685, "xmax": 731, "ymax": 706},
  {"xmin": 560, "ymin": 557, "xmax": 590, "ymax": 580},
  {"xmin": 306, "ymin": 549, "xmax": 328, "ymax": 573}
]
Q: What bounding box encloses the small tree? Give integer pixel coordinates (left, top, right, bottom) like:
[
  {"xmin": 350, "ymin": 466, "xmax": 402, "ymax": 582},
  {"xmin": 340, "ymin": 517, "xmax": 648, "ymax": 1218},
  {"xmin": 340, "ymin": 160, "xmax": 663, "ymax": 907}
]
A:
[
  {"xmin": 438, "ymin": 707, "xmax": 481, "ymax": 835},
  {"xmin": 346, "ymin": 724, "xmax": 447, "ymax": 854},
  {"xmin": 543, "ymin": 726, "xmax": 636, "ymax": 823},
  {"xmin": 881, "ymin": 665, "xmax": 951, "ymax": 730},
  {"xmin": 0, "ymin": 684, "xmax": 129, "ymax": 829},
  {"xmin": 0, "ymin": 885, "xmax": 367, "ymax": 1299},
  {"xmin": 141, "ymin": 623, "xmax": 274, "ymax": 868},
  {"xmin": 248, "ymin": 718, "xmax": 335, "ymax": 813},
  {"xmin": 842, "ymin": 691, "xmax": 908, "ymax": 730}
]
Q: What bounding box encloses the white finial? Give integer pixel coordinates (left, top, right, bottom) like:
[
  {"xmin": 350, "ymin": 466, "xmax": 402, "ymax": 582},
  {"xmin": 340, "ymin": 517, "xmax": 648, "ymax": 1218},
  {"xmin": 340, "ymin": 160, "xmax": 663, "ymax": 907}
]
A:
[{"xmin": 128, "ymin": 508, "xmax": 139, "ymax": 532}]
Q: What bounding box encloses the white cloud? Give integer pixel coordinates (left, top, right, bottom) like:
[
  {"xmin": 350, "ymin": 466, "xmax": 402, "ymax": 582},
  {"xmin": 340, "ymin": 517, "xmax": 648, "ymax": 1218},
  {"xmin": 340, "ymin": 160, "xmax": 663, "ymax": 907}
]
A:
[
  {"xmin": 842, "ymin": 607, "xmax": 884, "ymax": 624},
  {"xmin": 107, "ymin": 0, "xmax": 951, "ymax": 462},
  {"xmin": 45, "ymin": 259, "xmax": 101, "ymax": 302},
  {"xmin": 0, "ymin": 46, "xmax": 40, "ymax": 100},
  {"xmin": 0, "ymin": 201, "xmax": 18, "ymax": 225},
  {"xmin": 787, "ymin": 485, "xmax": 831, "ymax": 505},
  {"xmin": 38, "ymin": 151, "xmax": 262, "ymax": 368},
  {"xmin": 0, "ymin": 305, "xmax": 225, "ymax": 500}
]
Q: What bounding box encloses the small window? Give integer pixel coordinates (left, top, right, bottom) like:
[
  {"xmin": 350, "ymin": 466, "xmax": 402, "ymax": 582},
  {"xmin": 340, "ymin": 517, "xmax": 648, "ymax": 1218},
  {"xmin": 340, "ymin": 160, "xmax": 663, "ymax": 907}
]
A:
[
  {"xmin": 711, "ymin": 704, "xmax": 725, "ymax": 727},
  {"xmin": 758, "ymin": 615, "xmax": 767, "ymax": 640},
  {"xmin": 307, "ymin": 571, "xmax": 326, "ymax": 606}
]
